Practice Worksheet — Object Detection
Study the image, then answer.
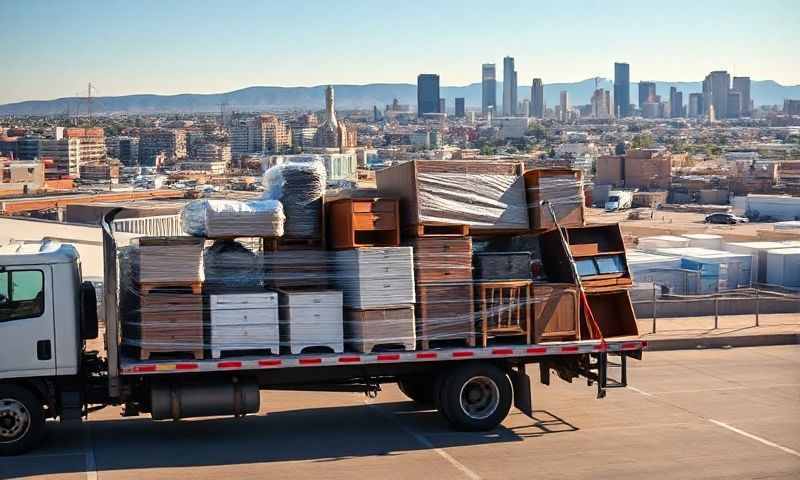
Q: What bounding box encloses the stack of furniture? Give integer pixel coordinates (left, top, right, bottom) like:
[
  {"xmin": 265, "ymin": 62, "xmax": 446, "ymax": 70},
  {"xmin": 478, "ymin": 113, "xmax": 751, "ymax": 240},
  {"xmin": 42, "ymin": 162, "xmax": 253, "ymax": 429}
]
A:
[
  {"xmin": 125, "ymin": 237, "xmax": 206, "ymax": 359},
  {"xmin": 407, "ymin": 235, "xmax": 475, "ymax": 349},
  {"xmin": 209, "ymin": 292, "xmax": 280, "ymax": 358},
  {"xmin": 278, "ymin": 289, "xmax": 344, "ymax": 354},
  {"xmin": 327, "ymin": 198, "xmax": 400, "ymax": 249}
]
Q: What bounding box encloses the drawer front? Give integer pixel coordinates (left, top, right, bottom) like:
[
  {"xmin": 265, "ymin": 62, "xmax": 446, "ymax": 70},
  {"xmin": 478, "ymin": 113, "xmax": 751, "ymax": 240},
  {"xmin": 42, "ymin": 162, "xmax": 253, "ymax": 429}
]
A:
[
  {"xmin": 409, "ymin": 237, "xmax": 472, "ymax": 256},
  {"xmin": 352, "ymin": 212, "xmax": 397, "ymax": 231},
  {"xmin": 351, "ymin": 199, "xmax": 397, "ymax": 214},
  {"xmin": 210, "ymin": 324, "xmax": 278, "ymax": 342},
  {"xmin": 285, "ymin": 291, "xmax": 343, "ymax": 309},
  {"xmin": 211, "ymin": 307, "xmax": 278, "ymax": 326},
  {"xmin": 210, "ymin": 293, "xmax": 277, "ymax": 311},
  {"xmin": 415, "ymin": 264, "xmax": 472, "ymax": 283},
  {"xmin": 286, "ymin": 306, "xmax": 343, "ymax": 326}
]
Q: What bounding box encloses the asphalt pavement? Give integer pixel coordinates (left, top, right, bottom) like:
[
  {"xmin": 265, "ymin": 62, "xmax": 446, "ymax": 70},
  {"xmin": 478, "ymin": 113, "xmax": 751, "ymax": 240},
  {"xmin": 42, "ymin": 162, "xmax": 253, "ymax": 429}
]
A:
[{"xmin": 2, "ymin": 345, "xmax": 799, "ymax": 480}]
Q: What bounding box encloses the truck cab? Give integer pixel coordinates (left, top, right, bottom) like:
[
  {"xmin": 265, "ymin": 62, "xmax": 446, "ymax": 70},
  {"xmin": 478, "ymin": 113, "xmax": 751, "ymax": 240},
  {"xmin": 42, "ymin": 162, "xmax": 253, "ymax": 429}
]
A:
[
  {"xmin": 605, "ymin": 190, "xmax": 633, "ymax": 212},
  {"xmin": 0, "ymin": 242, "xmax": 97, "ymax": 455}
]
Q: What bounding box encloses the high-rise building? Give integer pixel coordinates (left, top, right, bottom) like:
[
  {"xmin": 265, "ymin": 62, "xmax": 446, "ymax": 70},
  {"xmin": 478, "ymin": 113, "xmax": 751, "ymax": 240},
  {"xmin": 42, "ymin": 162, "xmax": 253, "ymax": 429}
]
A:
[
  {"xmin": 417, "ymin": 74, "xmax": 440, "ymax": 117},
  {"xmin": 559, "ymin": 91, "xmax": 569, "ymax": 122},
  {"xmin": 138, "ymin": 128, "xmax": 187, "ymax": 166},
  {"xmin": 502, "ymin": 56, "xmax": 517, "ymax": 116},
  {"xmin": 785, "ymin": 99, "xmax": 800, "ymax": 115},
  {"xmin": 669, "ymin": 87, "xmax": 684, "ymax": 118},
  {"xmin": 455, "ymin": 97, "xmax": 465, "ymax": 117},
  {"xmin": 38, "ymin": 138, "xmax": 81, "ymax": 177},
  {"xmin": 481, "ymin": 64, "xmax": 496, "ymax": 115},
  {"xmin": 614, "ymin": 62, "xmax": 630, "ymax": 117},
  {"xmin": 591, "ymin": 89, "xmax": 613, "ymax": 119},
  {"xmin": 727, "ymin": 91, "xmax": 742, "ymax": 119},
  {"xmin": 530, "ymin": 78, "xmax": 544, "ymax": 118},
  {"xmin": 732, "ymin": 76, "xmax": 751, "ymax": 116},
  {"xmin": 703, "ymin": 71, "xmax": 731, "ymax": 119},
  {"xmin": 688, "ymin": 93, "xmax": 704, "ymax": 118},
  {"xmin": 638, "ymin": 82, "xmax": 656, "ymax": 110},
  {"xmin": 438, "ymin": 98, "xmax": 446, "ymax": 115}
]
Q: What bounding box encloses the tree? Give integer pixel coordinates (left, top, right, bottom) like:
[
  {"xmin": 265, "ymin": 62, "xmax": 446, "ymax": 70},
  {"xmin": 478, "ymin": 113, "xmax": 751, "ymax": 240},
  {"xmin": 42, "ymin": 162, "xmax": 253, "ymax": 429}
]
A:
[{"xmin": 631, "ymin": 134, "xmax": 654, "ymax": 149}]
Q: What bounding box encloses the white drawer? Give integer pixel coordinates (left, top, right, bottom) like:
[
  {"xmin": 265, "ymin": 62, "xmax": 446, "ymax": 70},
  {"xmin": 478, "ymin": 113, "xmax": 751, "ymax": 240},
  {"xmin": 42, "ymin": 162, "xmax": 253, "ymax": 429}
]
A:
[
  {"xmin": 210, "ymin": 293, "xmax": 278, "ymax": 311},
  {"xmin": 284, "ymin": 291, "xmax": 342, "ymax": 309},
  {"xmin": 211, "ymin": 308, "xmax": 278, "ymax": 327}
]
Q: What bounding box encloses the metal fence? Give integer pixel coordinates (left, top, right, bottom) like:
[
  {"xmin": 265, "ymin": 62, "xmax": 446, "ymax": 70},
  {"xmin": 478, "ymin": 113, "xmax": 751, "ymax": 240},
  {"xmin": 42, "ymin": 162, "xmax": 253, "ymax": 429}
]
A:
[{"xmin": 631, "ymin": 284, "xmax": 800, "ymax": 334}]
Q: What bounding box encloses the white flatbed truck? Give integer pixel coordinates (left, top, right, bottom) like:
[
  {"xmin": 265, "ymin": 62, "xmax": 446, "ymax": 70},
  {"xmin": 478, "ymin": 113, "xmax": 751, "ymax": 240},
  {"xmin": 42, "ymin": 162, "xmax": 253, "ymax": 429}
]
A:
[{"xmin": 0, "ymin": 209, "xmax": 644, "ymax": 455}]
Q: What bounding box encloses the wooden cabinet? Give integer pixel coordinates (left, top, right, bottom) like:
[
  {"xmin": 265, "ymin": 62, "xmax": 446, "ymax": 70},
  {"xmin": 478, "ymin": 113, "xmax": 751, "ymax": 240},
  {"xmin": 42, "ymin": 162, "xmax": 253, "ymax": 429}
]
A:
[
  {"xmin": 327, "ymin": 198, "xmax": 400, "ymax": 249},
  {"xmin": 209, "ymin": 292, "xmax": 279, "ymax": 358},
  {"xmin": 532, "ymin": 282, "xmax": 579, "ymax": 343},
  {"xmin": 473, "ymin": 252, "xmax": 532, "ymax": 281},
  {"xmin": 344, "ymin": 307, "xmax": 416, "ymax": 353},
  {"xmin": 524, "ymin": 168, "xmax": 585, "ymax": 230},
  {"xmin": 278, "ymin": 289, "xmax": 343, "ymax": 354},
  {"xmin": 415, "ymin": 283, "xmax": 475, "ymax": 349},
  {"xmin": 407, "ymin": 237, "xmax": 472, "ymax": 283}
]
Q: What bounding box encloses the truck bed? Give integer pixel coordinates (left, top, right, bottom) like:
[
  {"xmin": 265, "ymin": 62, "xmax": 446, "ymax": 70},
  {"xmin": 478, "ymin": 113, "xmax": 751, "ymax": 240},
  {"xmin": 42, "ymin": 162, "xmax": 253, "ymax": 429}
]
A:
[{"xmin": 120, "ymin": 338, "xmax": 647, "ymax": 375}]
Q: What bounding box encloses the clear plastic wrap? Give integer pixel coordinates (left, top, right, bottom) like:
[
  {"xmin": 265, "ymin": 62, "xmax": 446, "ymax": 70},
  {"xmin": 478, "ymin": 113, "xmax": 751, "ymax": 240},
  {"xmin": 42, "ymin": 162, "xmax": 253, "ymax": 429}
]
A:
[
  {"xmin": 181, "ymin": 199, "xmax": 285, "ymax": 238},
  {"xmin": 262, "ymin": 159, "xmax": 326, "ymax": 239},
  {"xmin": 523, "ymin": 169, "xmax": 586, "ymax": 229}
]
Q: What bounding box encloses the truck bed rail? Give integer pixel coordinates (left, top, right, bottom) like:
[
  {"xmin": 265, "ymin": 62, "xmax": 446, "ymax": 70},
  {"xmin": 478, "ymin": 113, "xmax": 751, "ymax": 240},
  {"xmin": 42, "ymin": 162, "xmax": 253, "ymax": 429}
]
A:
[{"xmin": 120, "ymin": 339, "xmax": 647, "ymax": 375}]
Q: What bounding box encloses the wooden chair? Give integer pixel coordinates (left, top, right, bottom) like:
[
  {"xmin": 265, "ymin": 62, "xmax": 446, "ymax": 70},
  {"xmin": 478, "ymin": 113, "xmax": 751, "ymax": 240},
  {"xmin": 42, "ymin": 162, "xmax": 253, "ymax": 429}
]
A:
[{"xmin": 475, "ymin": 280, "xmax": 532, "ymax": 347}]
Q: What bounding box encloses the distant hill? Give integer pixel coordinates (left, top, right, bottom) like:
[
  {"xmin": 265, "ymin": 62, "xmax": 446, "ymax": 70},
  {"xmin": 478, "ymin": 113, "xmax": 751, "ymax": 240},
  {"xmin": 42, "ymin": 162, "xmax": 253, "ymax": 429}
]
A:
[{"xmin": 2, "ymin": 79, "xmax": 798, "ymax": 115}]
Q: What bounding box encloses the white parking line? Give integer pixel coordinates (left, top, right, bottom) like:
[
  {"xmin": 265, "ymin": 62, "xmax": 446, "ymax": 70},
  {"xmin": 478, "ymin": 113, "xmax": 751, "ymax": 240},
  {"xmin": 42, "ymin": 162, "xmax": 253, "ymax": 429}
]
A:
[
  {"xmin": 708, "ymin": 419, "xmax": 800, "ymax": 458},
  {"xmin": 627, "ymin": 386, "xmax": 653, "ymax": 397},
  {"xmin": 365, "ymin": 401, "xmax": 482, "ymax": 480},
  {"xmin": 84, "ymin": 424, "xmax": 98, "ymax": 480}
]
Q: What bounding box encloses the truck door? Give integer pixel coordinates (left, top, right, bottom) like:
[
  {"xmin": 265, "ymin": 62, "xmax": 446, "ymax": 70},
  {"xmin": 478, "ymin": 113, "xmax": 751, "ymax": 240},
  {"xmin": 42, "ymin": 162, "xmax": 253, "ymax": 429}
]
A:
[{"xmin": 0, "ymin": 266, "xmax": 56, "ymax": 379}]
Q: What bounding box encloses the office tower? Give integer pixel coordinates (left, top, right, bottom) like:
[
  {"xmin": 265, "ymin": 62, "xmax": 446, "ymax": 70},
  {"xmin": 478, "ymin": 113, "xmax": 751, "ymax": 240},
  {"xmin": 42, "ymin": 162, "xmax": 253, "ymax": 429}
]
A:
[
  {"xmin": 727, "ymin": 91, "xmax": 742, "ymax": 118},
  {"xmin": 481, "ymin": 64, "xmax": 496, "ymax": 115},
  {"xmin": 785, "ymin": 99, "xmax": 800, "ymax": 115},
  {"xmin": 559, "ymin": 91, "xmax": 569, "ymax": 121},
  {"xmin": 614, "ymin": 62, "xmax": 630, "ymax": 117},
  {"xmin": 502, "ymin": 56, "xmax": 517, "ymax": 116},
  {"xmin": 417, "ymin": 74, "xmax": 440, "ymax": 117},
  {"xmin": 530, "ymin": 78, "xmax": 544, "ymax": 118},
  {"xmin": 703, "ymin": 70, "xmax": 731, "ymax": 119},
  {"xmin": 669, "ymin": 87, "xmax": 684, "ymax": 118},
  {"xmin": 455, "ymin": 97, "xmax": 465, "ymax": 117},
  {"xmin": 439, "ymin": 98, "xmax": 446, "ymax": 114},
  {"xmin": 732, "ymin": 76, "xmax": 751, "ymax": 116},
  {"xmin": 638, "ymin": 81, "xmax": 656, "ymax": 110},
  {"xmin": 688, "ymin": 93, "xmax": 704, "ymax": 118},
  {"xmin": 591, "ymin": 89, "xmax": 612, "ymax": 119}
]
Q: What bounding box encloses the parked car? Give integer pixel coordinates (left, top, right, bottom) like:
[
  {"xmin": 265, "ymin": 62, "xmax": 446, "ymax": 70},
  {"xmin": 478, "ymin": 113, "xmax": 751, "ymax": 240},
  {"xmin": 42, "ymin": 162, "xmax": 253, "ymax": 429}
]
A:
[{"xmin": 705, "ymin": 212, "xmax": 749, "ymax": 224}]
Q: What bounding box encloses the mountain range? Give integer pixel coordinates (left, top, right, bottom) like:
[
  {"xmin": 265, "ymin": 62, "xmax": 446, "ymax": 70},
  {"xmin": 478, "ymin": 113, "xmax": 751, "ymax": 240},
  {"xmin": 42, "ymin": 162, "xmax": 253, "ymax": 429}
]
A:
[{"xmin": 2, "ymin": 78, "xmax": 798, "ymax": 115}]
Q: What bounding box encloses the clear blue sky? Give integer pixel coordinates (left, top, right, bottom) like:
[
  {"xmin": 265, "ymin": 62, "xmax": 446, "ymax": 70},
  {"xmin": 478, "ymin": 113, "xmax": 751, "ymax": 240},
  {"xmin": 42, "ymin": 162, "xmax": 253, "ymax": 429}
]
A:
[{"xmin": 1, "ymin": 0, "xmax": 798, "ymax": 104}]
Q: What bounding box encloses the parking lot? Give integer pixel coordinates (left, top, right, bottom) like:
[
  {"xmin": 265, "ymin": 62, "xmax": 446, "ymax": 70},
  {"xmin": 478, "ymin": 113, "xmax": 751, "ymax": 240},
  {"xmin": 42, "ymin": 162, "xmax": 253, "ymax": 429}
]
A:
[{"xmin": 2, "ymin": 345, "xmax": 799, "ymax": 480}]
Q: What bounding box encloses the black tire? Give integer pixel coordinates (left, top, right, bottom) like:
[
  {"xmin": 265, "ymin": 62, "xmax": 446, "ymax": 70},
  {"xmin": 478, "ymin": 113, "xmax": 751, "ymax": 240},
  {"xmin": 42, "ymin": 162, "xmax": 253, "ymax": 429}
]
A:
[
  {"xmin": 397, "ymin": 377, "xmax": 436, "ymax": 406},
  {"xmin": 438, "ymin": 363, "xmax": 512, "ymax": 432},
  {"xmin": 0, "ymin": 384, "xmax": 46, "ymax": 456}
]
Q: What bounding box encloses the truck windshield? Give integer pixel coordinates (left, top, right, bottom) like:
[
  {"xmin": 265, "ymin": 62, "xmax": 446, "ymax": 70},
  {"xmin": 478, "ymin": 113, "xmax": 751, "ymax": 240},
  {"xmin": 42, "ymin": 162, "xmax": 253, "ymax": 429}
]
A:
[{"xmin": 608, "ymin": 196, "xmax": 619, "ymax": 202}]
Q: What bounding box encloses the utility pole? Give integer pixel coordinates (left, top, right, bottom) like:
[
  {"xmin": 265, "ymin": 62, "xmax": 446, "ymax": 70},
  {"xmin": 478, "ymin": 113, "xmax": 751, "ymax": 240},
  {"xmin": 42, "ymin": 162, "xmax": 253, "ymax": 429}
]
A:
[{"xmin": 87, "ymin": 82, "xmax": 94, "ymax": 126}]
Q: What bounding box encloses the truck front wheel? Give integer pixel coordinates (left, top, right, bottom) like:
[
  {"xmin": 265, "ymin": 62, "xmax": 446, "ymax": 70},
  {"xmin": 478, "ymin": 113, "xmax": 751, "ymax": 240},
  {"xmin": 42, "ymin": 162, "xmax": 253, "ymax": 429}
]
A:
[
  {"xmin": 438, "ymin": 363, "xmax": 512, "ymax": 432},
  {"xmin": 0, "ymin": 385, "xmax": 46, "ymax": 456}
]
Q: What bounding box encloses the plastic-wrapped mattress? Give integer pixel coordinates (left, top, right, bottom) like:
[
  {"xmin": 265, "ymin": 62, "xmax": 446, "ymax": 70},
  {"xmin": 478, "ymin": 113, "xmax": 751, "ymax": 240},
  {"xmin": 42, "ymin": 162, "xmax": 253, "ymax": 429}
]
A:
[{"xmin": 181, "ymin": 199, "xmax": 285, "ymax": 238}]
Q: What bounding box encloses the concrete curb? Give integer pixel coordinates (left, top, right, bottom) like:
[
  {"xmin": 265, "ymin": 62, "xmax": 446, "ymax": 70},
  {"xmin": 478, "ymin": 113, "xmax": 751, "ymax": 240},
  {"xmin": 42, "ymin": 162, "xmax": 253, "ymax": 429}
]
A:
[{"xmin": 642, "ymin": 333, "xmax": 800, "ymax": 351}]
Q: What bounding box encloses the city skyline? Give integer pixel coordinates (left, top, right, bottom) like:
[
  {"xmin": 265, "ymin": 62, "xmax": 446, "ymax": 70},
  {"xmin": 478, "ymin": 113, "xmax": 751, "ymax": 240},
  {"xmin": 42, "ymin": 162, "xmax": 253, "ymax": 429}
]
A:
[{"xmin": 2, "ymin": 0, "xmax": 799, "ymax": 104}]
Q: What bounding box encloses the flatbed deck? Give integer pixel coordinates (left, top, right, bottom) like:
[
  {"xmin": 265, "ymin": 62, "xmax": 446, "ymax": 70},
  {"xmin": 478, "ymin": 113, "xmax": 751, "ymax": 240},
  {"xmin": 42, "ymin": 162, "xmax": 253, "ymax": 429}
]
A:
[{"xmin": 120, "ymin": 338, "xmax": 647, "ymax": 375}]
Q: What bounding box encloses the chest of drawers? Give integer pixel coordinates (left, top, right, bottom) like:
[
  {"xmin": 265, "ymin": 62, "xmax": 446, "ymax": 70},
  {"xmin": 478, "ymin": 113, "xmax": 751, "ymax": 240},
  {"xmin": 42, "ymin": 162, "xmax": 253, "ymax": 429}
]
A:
[
  {"xmin": 333, "ymin": 247, "xmax": 415, "ymax": 309},
  {"xmin": 278, "ymin": 289, "xmax": 344, "ymax": 354},
  {"xmin": 209, "ymin": 292, "xmax": 280, "ymax": 358}
]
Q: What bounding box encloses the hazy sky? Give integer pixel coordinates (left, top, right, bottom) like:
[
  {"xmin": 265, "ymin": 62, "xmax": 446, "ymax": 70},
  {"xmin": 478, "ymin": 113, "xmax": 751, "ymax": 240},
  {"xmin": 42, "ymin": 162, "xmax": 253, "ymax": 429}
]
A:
[{"xmin": 2, "ymin": 0, "xmax": 798, "ymax": 104}]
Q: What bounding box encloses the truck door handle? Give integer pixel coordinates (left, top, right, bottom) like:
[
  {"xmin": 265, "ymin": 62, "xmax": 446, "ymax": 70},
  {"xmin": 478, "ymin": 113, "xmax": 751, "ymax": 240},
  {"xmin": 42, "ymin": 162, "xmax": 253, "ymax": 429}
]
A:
[{"xmin": 37, "ymin": 340, "xmax": 52, "ymax": 361}]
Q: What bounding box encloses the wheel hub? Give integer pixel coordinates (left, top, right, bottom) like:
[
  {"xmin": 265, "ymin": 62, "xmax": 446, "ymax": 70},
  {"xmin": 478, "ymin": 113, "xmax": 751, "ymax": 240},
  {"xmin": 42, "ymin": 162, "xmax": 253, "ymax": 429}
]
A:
[
  {"xmin": 0, "ymin": 399, "xmax": 31, "ymax": 441},
  {"xmin": 459, "ymin": 376, "xmax": 500, "ymax": 420}
]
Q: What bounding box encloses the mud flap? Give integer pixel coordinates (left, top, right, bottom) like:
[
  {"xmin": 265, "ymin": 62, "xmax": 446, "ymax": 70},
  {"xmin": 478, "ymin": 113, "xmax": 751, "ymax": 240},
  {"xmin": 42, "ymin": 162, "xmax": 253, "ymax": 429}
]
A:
[{"xmin": 509, "ymin": 364, "xmax": 533, "ymax": 418}]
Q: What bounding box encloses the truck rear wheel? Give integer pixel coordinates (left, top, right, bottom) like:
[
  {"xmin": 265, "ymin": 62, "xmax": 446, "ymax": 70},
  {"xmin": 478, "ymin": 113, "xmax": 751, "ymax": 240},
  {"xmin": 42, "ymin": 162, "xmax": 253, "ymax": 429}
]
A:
[
  {"xmin": 0, "ymin": 385, "xmax": 46, "ymax": 456},
  {"xmin": 438, "ymin": 363, "xmax": 512, "ymax": 432}
]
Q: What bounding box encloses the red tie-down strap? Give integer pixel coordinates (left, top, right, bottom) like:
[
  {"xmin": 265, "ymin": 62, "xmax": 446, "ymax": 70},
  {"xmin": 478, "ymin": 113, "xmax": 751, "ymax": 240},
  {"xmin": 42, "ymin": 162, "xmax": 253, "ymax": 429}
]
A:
[{"xmin": 580, "ymin": 289, "xmax": 606, "ymax": 349}]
